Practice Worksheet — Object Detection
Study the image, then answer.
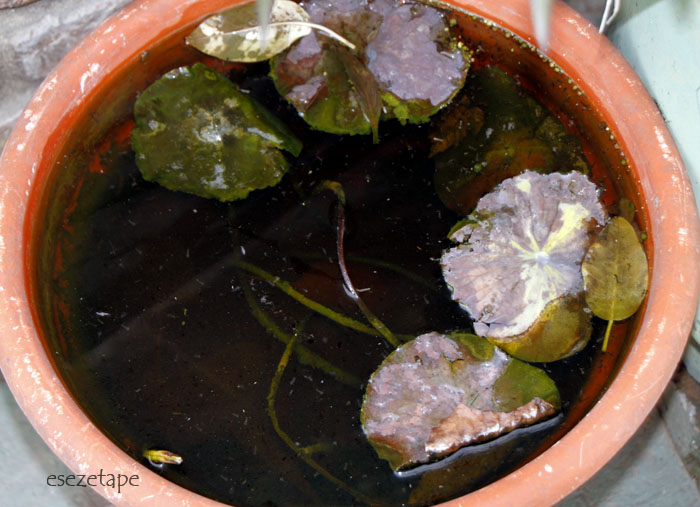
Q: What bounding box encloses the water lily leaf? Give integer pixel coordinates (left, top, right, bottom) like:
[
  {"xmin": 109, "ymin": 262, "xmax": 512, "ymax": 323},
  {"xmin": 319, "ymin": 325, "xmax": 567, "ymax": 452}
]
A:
[
  {"xmin": 336, "ymin": 46, "xmax": 382, "ymax": 143},
  {"xmin": 186, "ymin": 0, "xmax": 312, "ymax": 62},
  {"xmin": 429, "ymin": 93, "xmax": 484, "ymax": 157},
  {"xmin": 273, "ymin": 38, "xmax": 373, "ymax": 136},
  {"xmin": 270, "ymin": 0, "xmax": 470, "ymax": 136},
  {"xmin": 131, "ymin": 63, "xmax": 302, "ymax": 201},
  {"xmin": 492, "ymin": 350, "xmax": 561, "ymax": 411},
  {"xmin": 487, "ymin": 294, "xmax": 592, "ymax": 363},
  {"xmin": 582, "ymin": 216, "xmax": 649, "ymax": 350},
  {"xmin": 441, "ymin": 171, "xmax": 607, "ymax": 361},
  {"xmin": 361, "ymin": 332, "xmax": 560, "ymax": 470},
  {"xmin": 366, "ymin": 1, "xmax": 471, "ymax": 123},
  {"xmin": 433, "ymin": 67, "xmax": 589, "ymax": 216}
]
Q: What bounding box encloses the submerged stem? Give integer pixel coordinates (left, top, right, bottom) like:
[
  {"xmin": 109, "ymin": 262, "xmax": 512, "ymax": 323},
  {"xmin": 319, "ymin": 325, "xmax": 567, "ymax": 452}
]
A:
[
  {"xmin": 267, "ymin": 323, "xmax": 379, "ymax": 506},
  {"xmin": 240, "ymin": 277, "xmax": 361, "ymax": 388},
  {"xmin": 289, "ymin": 252, "xmax": 438, "ymax": 293},
  {"xmin": 233, "ymin": 259, "xmax": 380, "ymax": 337},
  {"xmin": 335, "ymin": 199, "xmax": 400, "ymax": 348}
]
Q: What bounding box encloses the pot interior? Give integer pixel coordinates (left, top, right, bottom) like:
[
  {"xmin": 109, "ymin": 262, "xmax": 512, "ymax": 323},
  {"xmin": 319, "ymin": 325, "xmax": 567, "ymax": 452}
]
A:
[{"xmin": 26, "ymin": 2, "xmax": 649, "ymax": 505}]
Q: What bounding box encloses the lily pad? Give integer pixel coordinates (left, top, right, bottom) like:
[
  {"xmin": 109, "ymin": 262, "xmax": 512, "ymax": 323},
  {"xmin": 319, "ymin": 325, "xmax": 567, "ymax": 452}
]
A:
[
  {"xmin": 270, "ymin": 0, "xmax": 470, "ymax": 136},
  {"xmin": 582, "ymin": 216, "xmax": 649, "ymax": 350},
  {"xmin": 365, "ymin": 1, "xmax": 470, "ymax": 123},
  {"xmin": 433, "ymin": 67, "xmax": 589, "ymax": 215},
  {"xmin": 361, "ymin": 332, "xmax": 560, "ymax": 470},
  {"xmin": 131, "ymin": 63, "xmax": 302, "ymax": 201},
  {"xmin": 441, "ymin": 171, "xmax": 607, "ymax": 361},
  {"xmin": 487, "ymin": 295, "xmax": 592, "ymax": 363}
]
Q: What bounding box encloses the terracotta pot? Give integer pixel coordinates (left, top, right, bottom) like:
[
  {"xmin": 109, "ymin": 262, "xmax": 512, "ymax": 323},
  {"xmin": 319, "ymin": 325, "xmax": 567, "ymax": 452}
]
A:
[{"xmin": 1, "ymin": 0, "xmax": 698, "ymax": 505}]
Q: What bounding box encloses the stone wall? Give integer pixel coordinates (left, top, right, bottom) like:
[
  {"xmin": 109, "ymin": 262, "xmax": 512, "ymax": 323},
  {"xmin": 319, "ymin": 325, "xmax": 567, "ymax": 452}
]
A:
[{"xmin": 0, "ymin": 0, "xmax": 131, "ymax": 150}]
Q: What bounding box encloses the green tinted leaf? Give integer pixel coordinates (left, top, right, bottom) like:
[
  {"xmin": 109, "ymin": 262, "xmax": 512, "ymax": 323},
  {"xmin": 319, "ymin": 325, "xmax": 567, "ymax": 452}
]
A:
[
  {"xmin": 131, "ymin": 63, "xmax": 301, "ymax": 202},
  {"xmin": 361, "ymin": 332, "xmax": 559, "ymax": 470},
  {"xmin": 186, "ymin": 0, "xmax": 312, "ymax": 62},
  {"xmin": 449, "ymin": 331, "xmax": 495, "ymax": 361},
  {"xmin": 487, "ymin": 295, "xmax": 592, "ymax": 363},
  {"xmin": 617, "ymin": 197, "xmax": 636, "ymax": 223},
  {"xmin": 493, "ymin": 357, "xmax": 561, "ymax": 412},
  {"xmin": 272, "ymin": 42, "xmax": 374, "ymax": 136},
  {"xmin": 582, "ymin": 216, "xmax": 649, "ymax": 349}
]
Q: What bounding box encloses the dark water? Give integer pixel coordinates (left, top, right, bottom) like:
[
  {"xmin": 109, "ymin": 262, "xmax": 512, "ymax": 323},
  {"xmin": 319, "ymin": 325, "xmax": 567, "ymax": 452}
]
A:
[{"xmin": 49, "ymin": 66, "xmax": 599, "ymax": 506}]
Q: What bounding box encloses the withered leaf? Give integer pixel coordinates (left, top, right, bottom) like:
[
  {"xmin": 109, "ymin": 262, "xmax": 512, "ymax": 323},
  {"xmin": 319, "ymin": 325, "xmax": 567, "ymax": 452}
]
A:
[
  {"xmin": 581, "ymin": 216, "xmax": 649, "ymax": 350},
  {"xmin": 361, "ymin": 332, "xmax": 560, "ymax": 470},
  {"xmin": 425, "ymin": 398, "xmax": 556, "ymax": 457},
  {"xmin": 187, "ymin": 0, "xmax": 348, "ymax": 63},
  {"xmin": 441, "ymin": 171, "xmax": 606, "ymax": 363}
]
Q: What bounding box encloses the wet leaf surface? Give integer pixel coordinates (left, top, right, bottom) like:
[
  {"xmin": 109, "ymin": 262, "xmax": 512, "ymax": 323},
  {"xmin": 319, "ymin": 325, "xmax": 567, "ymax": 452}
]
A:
[
  {"xmin": 131, "ymin": 63, "xmax": 301, "ymax": 201},
  {"xmin": 582, "ymin": 216, "xmax": 649, "ymax": 348},
  {"xmin": 433, "ymin": 67, "xmax": 589, "ymax": 215},
  {"xmin": 365, "ymin": 1, "xmax": 470, "ymax": 122},
  {"xmin": 361, "ymin": 332, "xmax": 559, "ymax": 470},
  {"xmin": 186, "ymin": 0, "xmax": 312, "ymax": 62},
  {"xmin": 441, "ymin": 171, "xmax": 606, "ymax": 361},
  {"xmin": 336, "ymin": 47, "xmax": 382, "ymax": 142},
  {"xmin": 270, "ymin": 0, "xmax": 470, "ymax": 136},
  {"xmin": 487, "ymin": 294, "xmax": 592, "ymax": 363}
]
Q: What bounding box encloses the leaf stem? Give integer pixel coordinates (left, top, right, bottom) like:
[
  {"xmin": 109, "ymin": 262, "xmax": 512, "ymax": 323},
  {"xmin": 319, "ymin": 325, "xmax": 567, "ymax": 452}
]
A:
[
  {"xmin": 602, "ymin": 318, "xmax": 614, "ymax": 352},
  {"xmin": 291, "ymin": 251, "xmax": 438, "ymax": 293},
  {"xmin": 334, "ymin": 190, "xmax": 400, "ymax": 348},
  {"xmin": 267, "ymin": 323, "xmax": 379, "ymax": 506},
  {"xmin": 232, "ymin": 259, "xmax": 380, "ymax": 337},
  {"xmin": 266, "ymin": 21, "xmax": 357, "ymax": 51},
  {"xmin": 240, "ymin": 277, "xmax": 361, "ymax": 388}
]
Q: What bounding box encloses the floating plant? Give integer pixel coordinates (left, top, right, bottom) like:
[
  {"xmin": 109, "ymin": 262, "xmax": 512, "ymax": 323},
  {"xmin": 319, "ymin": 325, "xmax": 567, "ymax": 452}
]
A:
[
  {"xmin": 361, "ymin": 331, "xmax": 560, "ymax": 470},
  {"xmin": 441, "ymin": 170, "xmax": 608, "ymax": 362}
]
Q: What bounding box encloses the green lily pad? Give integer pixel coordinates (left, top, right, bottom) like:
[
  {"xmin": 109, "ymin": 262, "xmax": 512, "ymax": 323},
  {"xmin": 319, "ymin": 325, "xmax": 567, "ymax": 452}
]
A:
[
  {"xmin": 441, "ymin": 171, "xmax": 606, "ymax": 361},
  {"xmin": 270, "ymin": 0, "xmax": 470, "ymax": 136},
  {"xmin": 272, "ymin": 39, "xmax": 375, "ymax": 136},
  {"xmin": 131, "ymin": 63, "xmax": 302, "ymax": 201},
  {"xmin": 361, "ymin": 331, "xmax": 560, "ymax": 471}
]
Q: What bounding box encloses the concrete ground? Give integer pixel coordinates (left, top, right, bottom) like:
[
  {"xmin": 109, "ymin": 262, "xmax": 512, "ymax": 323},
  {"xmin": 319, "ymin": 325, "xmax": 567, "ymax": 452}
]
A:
[{"xmin": 1, "ymin": 0, "xmax": 699, "ymax": 506}]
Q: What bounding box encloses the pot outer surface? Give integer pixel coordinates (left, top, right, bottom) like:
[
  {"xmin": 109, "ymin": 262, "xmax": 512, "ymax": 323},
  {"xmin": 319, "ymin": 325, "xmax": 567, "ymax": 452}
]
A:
[{"xmin": 0, "ymin": 0, "xmax": 699, "ymax": 506}]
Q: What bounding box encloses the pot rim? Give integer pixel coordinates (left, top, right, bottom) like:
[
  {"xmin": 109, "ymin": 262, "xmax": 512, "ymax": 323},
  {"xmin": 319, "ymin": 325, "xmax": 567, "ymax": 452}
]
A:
[{"xmin": 1, "ymin": 0, "xmax": 698, "ymax": 505}]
